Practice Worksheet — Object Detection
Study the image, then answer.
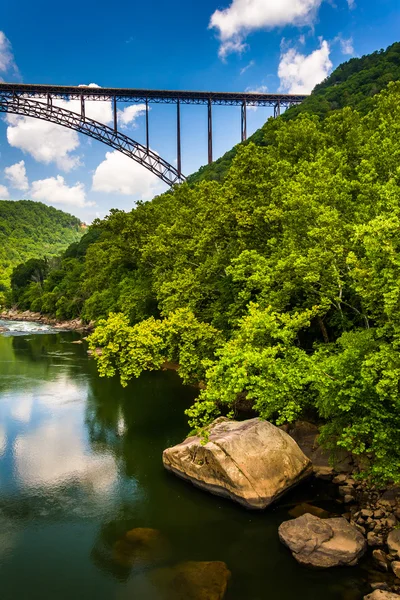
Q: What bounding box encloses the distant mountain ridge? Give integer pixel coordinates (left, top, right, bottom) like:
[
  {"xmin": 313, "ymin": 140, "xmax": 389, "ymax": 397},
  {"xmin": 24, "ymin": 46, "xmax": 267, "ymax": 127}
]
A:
[{"xmin": 0, "ymin": 200, "xmax": 83, "ymax": 293}]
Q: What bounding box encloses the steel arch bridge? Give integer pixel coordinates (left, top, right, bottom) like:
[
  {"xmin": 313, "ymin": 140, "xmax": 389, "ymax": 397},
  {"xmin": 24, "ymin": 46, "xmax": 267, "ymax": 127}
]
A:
[{"xmin": 0, "ymin": 83, "xmax": 308, "ymax": 186}]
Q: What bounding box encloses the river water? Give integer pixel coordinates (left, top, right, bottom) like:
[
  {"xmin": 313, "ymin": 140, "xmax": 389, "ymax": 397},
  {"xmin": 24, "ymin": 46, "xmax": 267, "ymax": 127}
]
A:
[{"xmin": 0, "ymin": 321, "xmax": 369, "ymax": 599}]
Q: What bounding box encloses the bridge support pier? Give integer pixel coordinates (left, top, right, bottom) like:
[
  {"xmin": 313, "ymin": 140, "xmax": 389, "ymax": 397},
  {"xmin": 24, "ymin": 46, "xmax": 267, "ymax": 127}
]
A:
[
  {"xmin": 145, "ymin": 98, "xmax": 149, "ymax": 152},
  {"xmin": 241, "ymin": 100, "xmax": 247, "ymax": 142},
  {"xmin": 208, "ymin": 98, "xmax": 213, "ymax": 164},
  {"xmin": 274, "ymin": 100, "xmax": 281, "ymax": 118},
  {"xmin": 113, "ymin": 97, "xmax": 117, "ymax": 132},
  {"xmin": 81, "ymin": 95, "xmax": 85, "ymax": 122},
  {"xmin": 177, "ymin": 99, "xmax": 181, "ymax": 177}
]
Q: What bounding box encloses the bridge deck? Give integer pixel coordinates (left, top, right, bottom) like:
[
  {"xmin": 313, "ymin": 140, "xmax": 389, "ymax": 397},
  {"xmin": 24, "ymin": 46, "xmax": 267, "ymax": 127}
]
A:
[{"xmin": 0, "ymin": 83, "xmax": 308, "ymax": 107}]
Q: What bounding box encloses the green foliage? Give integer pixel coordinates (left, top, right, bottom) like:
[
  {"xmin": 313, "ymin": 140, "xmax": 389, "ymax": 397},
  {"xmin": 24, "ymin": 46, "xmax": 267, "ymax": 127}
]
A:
[
  {"xmin": 0, "ymin": 200, "xmax": 83, "ymax": 305},
  {"xmin": 186, "ymin": 305, "xmax": 316, "ymax": 430},
  {"xmin": 88, "ymin": 309, "xmax": 223, "ymax": 386}
]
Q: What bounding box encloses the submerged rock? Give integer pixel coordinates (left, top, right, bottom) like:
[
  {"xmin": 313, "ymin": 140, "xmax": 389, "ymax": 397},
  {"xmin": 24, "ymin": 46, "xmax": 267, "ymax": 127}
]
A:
[
  {"xmin": 278, "ymin": 513, "xmax": 367, "ymax": 568},
  {"xmin": 288, "ymin": 503, "xmax": 331, "ymax": 519},
  {"xmin": 163, "ymin": 417, "xmax": 312, "ymax": 509},
  {"xmin": 112, "ymin": 527, "xmax": 168, "ymax": 567},
  {"xmin": 150, "ymin": 561, "xmax": 231, "ymax": 600}
]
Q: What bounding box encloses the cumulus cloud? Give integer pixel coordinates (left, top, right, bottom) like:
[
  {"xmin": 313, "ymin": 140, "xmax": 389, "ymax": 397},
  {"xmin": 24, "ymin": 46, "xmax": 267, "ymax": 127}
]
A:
[
  {"xmin": 30, "ymin": 175, "xmax": 93, "ymax": 208},
  {"xmin": 219, "ymin": 38, "xmax": 248, "ymax": 61},
  {"xmin": 92, "ymin": 150, "xmax": 166, "ymax": 200},
  {"xmin": 0, "ymin": 184, "xmax": 10, "ymax": 198},
  {"xmin": 209, "ymin": 0, "xmax": 323, "ymax": 58},
  {"xmin": 278, "ymin": 39, "xmax": 332, "ymax": 93},
  {"xmin": 0, "ymin": 31, "xmax": 20, "ymax": 79},
  {"xmin": 6, "ymin": 113, "xmax": 81, "ymax": 171},
  {"xmin": 4, "ymin": 160, "xmax": 29, "ymax": 191},
  {"xmin": 118, "ymin": 104, "xmax": 147, "ymax": 128}
]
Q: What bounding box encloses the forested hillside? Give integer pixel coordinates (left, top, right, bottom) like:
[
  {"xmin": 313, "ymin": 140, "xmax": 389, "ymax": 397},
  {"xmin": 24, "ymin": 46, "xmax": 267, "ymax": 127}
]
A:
[
  {"xmin": 11, "ymin": 43, "xmax": 400, "ymax": 483},
  {"xmin": 189, "ymin": 41, "xmax": 400, "ymax": 184},
  {"xmin": 0, "ymin": 200, "xmax": 83, "ymax": 302}
]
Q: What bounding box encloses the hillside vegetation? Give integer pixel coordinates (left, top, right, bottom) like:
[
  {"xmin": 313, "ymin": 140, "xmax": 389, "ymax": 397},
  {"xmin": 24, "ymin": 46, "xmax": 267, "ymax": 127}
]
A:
[
  {"xmin": 11, "ymin": 43, "xmax": 400, "ymax": 483},
  {"xmin": 189, "ymin": 41, "xmax": 400, "ymax": 185},
  {"xmin": 0, "ymin": 200, "xmax": 83, "ymax": 302}
]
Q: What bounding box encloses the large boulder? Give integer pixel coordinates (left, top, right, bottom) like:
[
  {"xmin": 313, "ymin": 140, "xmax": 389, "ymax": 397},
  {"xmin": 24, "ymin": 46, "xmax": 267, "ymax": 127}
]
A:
[
  {"xmin": 364, "ymin": 592, "xmax": 400, "ymax": 600},
  {"xmin": 278, "ymin": 513, "xmax": 367, "ymax": 568},
  {"xmin": 163, "ymin": 417, "xmax": 312, "ymax": 509}
]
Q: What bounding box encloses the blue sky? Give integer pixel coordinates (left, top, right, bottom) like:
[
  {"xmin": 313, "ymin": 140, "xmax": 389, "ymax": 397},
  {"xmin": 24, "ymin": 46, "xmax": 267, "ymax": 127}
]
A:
[{"xmin": 0, "ymin": 0, "xmax": 399, "ymax": 222}]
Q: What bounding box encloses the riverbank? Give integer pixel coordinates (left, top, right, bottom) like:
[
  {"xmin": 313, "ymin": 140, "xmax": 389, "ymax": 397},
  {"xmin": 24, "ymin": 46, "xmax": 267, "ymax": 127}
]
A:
[{"xmin": 0, "ymin": 309, "xmax": 93, "ymax": 332}]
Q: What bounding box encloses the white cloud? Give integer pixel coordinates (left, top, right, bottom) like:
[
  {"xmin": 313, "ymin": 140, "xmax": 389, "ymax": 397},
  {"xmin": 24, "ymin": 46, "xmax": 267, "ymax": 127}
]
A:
[
  {"xmin": 118, "ymin": 104, "xmax": 147, "ymax": 128},
  {"xmin": 0, "ymin": 184, "xmax": 10, "ymax": 198},
  {"xmin": 240, "ymin": 60, "xmax": 255, "ymax": 75},
  {"xmin": 278, "ymin": 39, "xmax": 332, "ymax": 93},
  {"xmin": 209, "ymin": 0, "xmax": 323, "ymax": 58},
  {"xmin": 336, "ymin": 35, "xmax": 354, "ymax": 55},
  {"xmin": 0, "ymin": 31, "xmax": 19, "ymax": 79},
  {"xmin": 4, "ymin": 160, "xmax": 29, "ymax": 191},
  {"xmin": 347, "ymin": 0, "xmax": 356, "ymax": 9},
  {"xmin": 6, "ymin": 113, "xmax": 81, "ymax": 171},
  {"xmin": 219, "ymin": 38, "xmax": 248, "ymax": 61},
  {"xmin": 92, "ymin": 150, "xmax": 166, "ymax": 200},
  {"xmin": 30, "ymin": 175, "xmax": 93, "ymax": 208}
]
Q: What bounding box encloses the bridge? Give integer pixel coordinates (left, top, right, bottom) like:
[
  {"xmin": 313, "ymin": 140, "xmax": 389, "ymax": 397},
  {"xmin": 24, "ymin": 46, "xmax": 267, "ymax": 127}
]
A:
[{"xmin": 0, "ymin": 83, "xmax": 308, "ymax": 186}]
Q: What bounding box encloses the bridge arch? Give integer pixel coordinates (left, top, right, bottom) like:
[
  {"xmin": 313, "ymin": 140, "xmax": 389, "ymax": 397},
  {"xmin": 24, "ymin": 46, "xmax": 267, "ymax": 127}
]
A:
[{"xmin": 0, "ymin": 95, "xmax": 185, "ymax": 186}]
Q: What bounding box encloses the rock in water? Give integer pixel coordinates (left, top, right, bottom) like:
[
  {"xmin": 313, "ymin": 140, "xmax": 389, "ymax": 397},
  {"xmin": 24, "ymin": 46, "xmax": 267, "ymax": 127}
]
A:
[
  {"xmin": 150, "ymin": 561, "xmax": 231, "ymax": 600},
  {"xmin": 278, "ymin": 513, "xmax": 367, "ymax": 568},
  {"xmin": 112, "ymin": 527, "xmax": 168, "ymax": 567},
  {"xmin": 163, "ymin": 417, "xmax": 312, "ymax": 509}
]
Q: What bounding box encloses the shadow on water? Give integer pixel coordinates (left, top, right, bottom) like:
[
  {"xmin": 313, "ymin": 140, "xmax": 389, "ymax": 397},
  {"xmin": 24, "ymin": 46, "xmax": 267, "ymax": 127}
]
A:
[{"xmin": 0, "ymin": 330, "xmax": 371, "ymax": 600}]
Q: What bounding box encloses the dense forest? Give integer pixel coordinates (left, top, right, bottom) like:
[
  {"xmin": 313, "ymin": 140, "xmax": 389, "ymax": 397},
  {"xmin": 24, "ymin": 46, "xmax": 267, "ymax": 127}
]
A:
[
  {"xmin": 10, "ymin": 42, "xmax": 400, "ymax": 483},
  {"xmin": 0, "ymin": 200, "xmax": 83, "ymax": 305}
]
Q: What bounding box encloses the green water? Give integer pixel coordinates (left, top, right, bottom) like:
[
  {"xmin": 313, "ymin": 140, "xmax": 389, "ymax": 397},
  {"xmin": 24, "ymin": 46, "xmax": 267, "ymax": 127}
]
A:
[{"xmin": 0, "ymin": 325, "xmax": 370, "ymax": 599}]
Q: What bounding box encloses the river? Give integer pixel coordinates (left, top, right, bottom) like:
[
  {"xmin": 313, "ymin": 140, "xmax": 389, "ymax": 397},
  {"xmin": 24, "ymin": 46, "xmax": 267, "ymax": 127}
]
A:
[{"xmin": 0, "ymin": 321, "xmax": 369, "ymax": 599}]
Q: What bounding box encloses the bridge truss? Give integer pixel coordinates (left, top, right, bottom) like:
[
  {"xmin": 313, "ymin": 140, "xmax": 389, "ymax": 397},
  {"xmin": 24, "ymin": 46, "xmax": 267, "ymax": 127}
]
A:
[{"xmin": 0, "ymin": 83, "xmax": 308, "ymax": 185}]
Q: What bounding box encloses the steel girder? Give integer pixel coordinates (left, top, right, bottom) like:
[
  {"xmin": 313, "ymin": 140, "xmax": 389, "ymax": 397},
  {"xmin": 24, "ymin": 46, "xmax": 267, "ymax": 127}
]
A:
[
  {"xmin": 0, "ymin": 95, "xmax": 185, "ymax": 186},
  {"xmin": 0, "ymin": 82, "xmax": 308, "ymax": 107}
]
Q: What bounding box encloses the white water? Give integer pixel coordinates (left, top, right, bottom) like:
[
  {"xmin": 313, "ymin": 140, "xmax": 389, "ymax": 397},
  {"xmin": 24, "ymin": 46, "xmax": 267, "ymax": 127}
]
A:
[{"xmin": 0, "ymin": 319, "xmax": 57, "ymax": 335}]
